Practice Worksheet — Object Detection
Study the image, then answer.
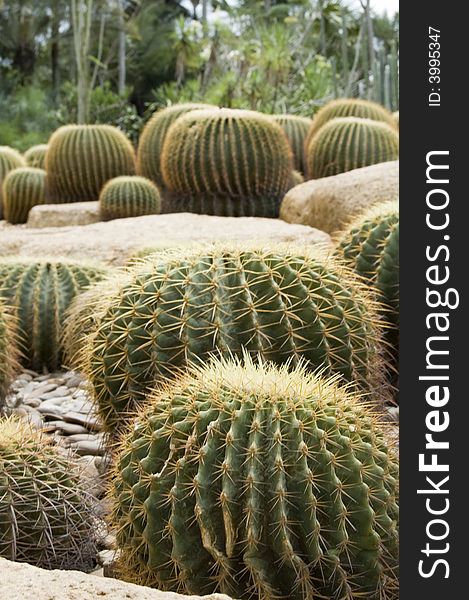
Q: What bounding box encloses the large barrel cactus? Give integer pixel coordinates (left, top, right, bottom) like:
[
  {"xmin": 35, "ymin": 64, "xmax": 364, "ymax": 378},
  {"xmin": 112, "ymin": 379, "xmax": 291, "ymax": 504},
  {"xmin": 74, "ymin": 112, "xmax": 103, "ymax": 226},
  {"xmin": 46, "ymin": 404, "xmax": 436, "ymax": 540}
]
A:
[
  {"xmin": 46, "ymin": 124, "xmax": 136, "ymax": 202},
  {"xmin": 99, "ymin": 175, "xmax": 161, "ymax": 221},
  {"xmin": 161, "ymin": 109, "xmax": 294, "ymax": 217},
  {"xmin": 137, "ymin": 103, "xmax": 214, "ymax": 190},
  {"xmin": 305, "ymin": 117, "xmax": 399, "ymax": 179},
  {"xmin": 2, "ymin": 167, "xmax": 47, "ymax": 224},
  {"xmin": 24, "ymin": 144, "xmax": 49, "ymax": 169},
  {"xmin": 0, "ymin": 260, "xmax": 108, "ymax": 371},
  {"xmin": 0, "ymin": 146, "xmax": 26, "ymax": 219},
  {"xmin": 0, "ymin": 416, "xmax": 97, "ymax": 570},
  {"xmin": 112, "ymin": 355, "xmax": 399, "ymax": 599},
  {"xmin": 0, "ymin": 302, "xmax": 19, "ymax": 410},
  {"xmin": 272, "ymin": 114, "xmax": 313, "ymax": 174},
  {"xmin": 83, "ymin": 246, "xmax": 384, "ymax": 432}
]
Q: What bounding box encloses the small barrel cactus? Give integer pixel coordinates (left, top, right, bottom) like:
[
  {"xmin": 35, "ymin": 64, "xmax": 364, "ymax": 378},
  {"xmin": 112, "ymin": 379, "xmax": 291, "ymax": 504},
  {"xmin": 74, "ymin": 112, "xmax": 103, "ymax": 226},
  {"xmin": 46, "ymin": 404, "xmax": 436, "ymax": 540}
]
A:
[
  {"xmin": 24, "ymin": 144, "xmax": 49, "ymax": 169},
  {"xmin": 99, "ymin": 175, "xmax": 161, "ymax": 221},
  {"xmin": 0, "ymin": 146, "xmax": 26, "ymax": 219},
  {"xmin": 0, "ymin": 259, "xmax": 109, "ymax": 371},
  {"xmin": 83, "ymin": 246, "xmax": 383, "ymax": 432},
  {"xmin": 112, "ymin": 355, "xmax": 399, "ymax": 599},
  {"xmin": 46, "ymin": 124, "xmax": 136, "ymax": 203},
  {"xmin": 272, "ymin": 114, "xmax": 313, "ymax": 174},
  {"xmin": 0, "ymin": 416, "xmax": 97, "ymax": 570},
  {"xmin": 2, "ymin": 167, "xmax": 47, "ymax": 224},
  {"xmin": 305, "ymin": 117, "xmax": 399, "ymax": 179},
  {"xmin": 0, "ymin": 302, "xmax": 20, "ymax": 410}
]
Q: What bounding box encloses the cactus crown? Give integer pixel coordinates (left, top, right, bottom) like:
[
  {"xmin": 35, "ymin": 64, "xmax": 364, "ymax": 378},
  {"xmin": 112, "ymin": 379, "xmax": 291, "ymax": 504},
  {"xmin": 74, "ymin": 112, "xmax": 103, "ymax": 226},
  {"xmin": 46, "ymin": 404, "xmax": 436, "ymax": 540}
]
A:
[
  {"xmin": 99, "ymin": 175, "xmax": 161, "ymax": 221},
  {"xmin": 272, "ymin": 114, "xmax": 313, "ymax": 174},
  {"xmin": 46, "ymin": 124, "xmax": 136, "ymax": 202},
  {"xmin": 305, "ymin": 117, "xmax": 399, "ymax": 179},
  {"xmin": 112, "ymin": 354, "xmax": 399, "ymax": 599},
  {"xmin": 2, "ymin": 167, "xmax": 47, "ymax": 224},
  {"xmin": 24, "ymin": 144, "xmax": 49, "ymax": 169}
]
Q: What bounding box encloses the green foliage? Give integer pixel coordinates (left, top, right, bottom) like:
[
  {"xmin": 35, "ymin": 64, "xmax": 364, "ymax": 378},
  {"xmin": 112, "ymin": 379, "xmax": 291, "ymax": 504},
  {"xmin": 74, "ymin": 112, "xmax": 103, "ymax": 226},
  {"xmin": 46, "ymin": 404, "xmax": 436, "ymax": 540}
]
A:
[
  {"xmin": 24, "ymin": 144, "xmax": 48, "ymax": 168},
  {"xmin": 112, "ymin": 355, "xmax": 399, "ymax": 599},
  {"xmin": 46, "ymin": 124, "xmax": 136, "ymax": 203},
  {"xmin": 3, "ymin": 167, "xmax": 47, "ymax": 224},
  {"xmin": 305, "ymin": 117, "xmax": 399, "ymax": 179},
  {"xmin": 0, "ymin": 302, "xmax": 19, "ymax": 409},
  {"xmin": 272, "ymin": 114, "xmax": 313, "ymax": 173},
  {"xmin": 83, "ymin": 246, "xmax": 383, "ymax": 433},
  {"xmin": 161, "ymin": 108, "xmax": 294, "ymax": 217},
  {"xmin": 0, "ymin": 146, "xmax": 26, "ymax": 219},
  {"xmin": 0, "ymin": 416, "xmax": 97, "ymax": 570},
  {"xmin": 0, "ymin": 259, "xmax": 109, "ymax": 371},
  {"xmin": 99, "ymin": 175, "xmax": 161, "ymax": 221}
]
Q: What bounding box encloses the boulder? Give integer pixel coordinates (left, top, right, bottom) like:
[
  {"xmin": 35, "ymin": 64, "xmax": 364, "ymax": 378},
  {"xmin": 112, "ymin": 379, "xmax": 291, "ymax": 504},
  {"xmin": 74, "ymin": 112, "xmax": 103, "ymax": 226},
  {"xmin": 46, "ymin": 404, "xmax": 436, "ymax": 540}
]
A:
[
  {"xmin": 280, "ymin": 160, "xmax": 399, "ymax": 234},
  {"xmin": 0, "ymin": 558, "xmax": 233, "ymax": 600},
  {"xmin": 27, "ymin": 202, "xmax": 100, "ymax": 228}
]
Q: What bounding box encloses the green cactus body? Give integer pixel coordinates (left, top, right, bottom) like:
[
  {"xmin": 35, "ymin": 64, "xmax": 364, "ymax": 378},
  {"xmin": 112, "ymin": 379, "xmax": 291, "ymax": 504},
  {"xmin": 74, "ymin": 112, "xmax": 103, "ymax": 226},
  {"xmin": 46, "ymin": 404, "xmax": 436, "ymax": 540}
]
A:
[
  {"xmin": 99, "ymin": 176, "xmax": 161, "ymax": 221},
  {"xmin": 84, "ymin": 246, "xmax": 383, "ymax": 433},
  {"xmin": 272, "ymin": 115, "xmax": 313, "ymax": 174},
  {"xmin": 24, "ymin": 144, "xmax": 49, "ymax": 169},
  {"xmin": 3, "ymin": 167, "xmax": 47, "ymax": 224},
  {"xmin": 0, "ymin": 260, "xmax": 108, "ymax": 371},
  {"xmin": 161, "ymin": 109, "xmax": 294, "ymax": 217},
  {"xmin": 305, "ymin": 117, "xmax": 399, "ymax": 179},
  {"xmin": 137, "ymin": 103, "xmax": 214, "ymax": 189},
  {"xmin": 0, "ymin": 417, "xmax": 97, "ymax": 569},
  {"xmin": 112, "ymin": 356, "xmax": 399, "ymax": 599},
  {"xmin": 0, "ymin": 302, "xmax": 20, "ymax": 409},
  {"xmin": 0, "ymin": 146, "xmax": 26, "ymax": 219},
  {"xmin": 46, "ymin": 125, "xmax": 136, "ymax": 203}
]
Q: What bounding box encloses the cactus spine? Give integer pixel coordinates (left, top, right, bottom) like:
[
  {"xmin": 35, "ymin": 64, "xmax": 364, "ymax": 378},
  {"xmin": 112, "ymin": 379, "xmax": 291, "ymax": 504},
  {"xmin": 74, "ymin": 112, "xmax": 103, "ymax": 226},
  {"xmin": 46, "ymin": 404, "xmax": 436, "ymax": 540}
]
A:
[
  {"xmin": 0, "ymin": 417, "xmax": 97, "ymax": 569},
  {"xmin": 99, "ymin": 176, "xmax": 161, "ymax": 221},
  {"xmin": 3, "ymin": 167, "xmax": 47, "ymax": 224},
  {"xmin": 112, "ymin": 355, "xmax": 399, "ymax": 599},
  {"xmin": 305, "ymin": 117, "xmax": 399, "ymax": 179},
  {"xmin": 0, "ymin": 146, "xmax": 26, "ymax": 219},
  {"xmin": 84, "ymin": 246, "xmax": 383, "ymax": 433},
  {"xmin": 161, "ymin": 109, "xmax": 294, "ymax": 217},
  {"xmin": 24, "ymin": 144, "xmax": 48, "ymax": 169},
  {"xmin": 0, "ymin": 260, "xmax": 108, "ymax": 371},
  {"xmin": 0, "ymin": 302, "xmax": 20, "ymax": 410},
  {"xmin": 272, "ymin": 114, "xmax": 313, "ymax": 174},
  {"xmin": 46, "ymin": 125, "xmax": 136, "ymax": 203}
]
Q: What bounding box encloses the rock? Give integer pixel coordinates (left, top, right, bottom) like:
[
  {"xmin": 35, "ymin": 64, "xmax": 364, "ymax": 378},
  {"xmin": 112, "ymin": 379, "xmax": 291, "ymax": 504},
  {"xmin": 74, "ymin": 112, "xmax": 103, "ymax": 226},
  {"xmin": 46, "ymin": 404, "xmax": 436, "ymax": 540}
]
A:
[
  {"xmin": 45, "ymin": 420, "xmax": 90, "ymax": 435},
  {"xmin": 280, "ymin": 160, "xmax": 399, "ymax": 234},
  {"xmin": 1, "ymin": 213, "xmax": 331, "ymax": 266},
  {"xmin": 22, "ymin": 396, "xmax": 41, "ymax": 408},
  {"xmin": 39, "ymin": 385, "xmax": 70, "ymax": 399},
  {"xmin": 27, "ymin": 201, "xmax": 101, "ymax": 228},
  {"xmin": 97, "ymin": 549, "xmax": 117, "ymax": 567},
  {"xmin": 0, "ymin": 558, "xmax": 233, "ymax": 600},
  {"xmin": 64, "ymin": 433, "xmax": 104, "ymax": 445},
  {"xmin": 63, "ymin": 411, "xmax": 102, "ymax": 431},
  {"xmin": 27, "ymin": 382, "xmax": 58, "ymax": 398},
  {"xmin": 69, "ymin": 438, "xmax": 104, "ymax": 456}
]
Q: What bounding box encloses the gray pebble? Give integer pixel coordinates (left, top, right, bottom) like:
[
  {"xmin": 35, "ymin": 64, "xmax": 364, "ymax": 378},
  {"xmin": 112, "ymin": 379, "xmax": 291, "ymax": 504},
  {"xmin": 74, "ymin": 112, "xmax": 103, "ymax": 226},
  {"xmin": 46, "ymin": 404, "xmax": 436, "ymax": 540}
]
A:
[
  {"xmin": 45, "ymin": 421, "xmax": 89, "ymax": 435},
  {"xmin": 69, "ymin": 438, "xmax": 104, "ymax": 456},
  {"xmin": 63, "ymin": 411, "xmax": 102, "ymax": 431}
]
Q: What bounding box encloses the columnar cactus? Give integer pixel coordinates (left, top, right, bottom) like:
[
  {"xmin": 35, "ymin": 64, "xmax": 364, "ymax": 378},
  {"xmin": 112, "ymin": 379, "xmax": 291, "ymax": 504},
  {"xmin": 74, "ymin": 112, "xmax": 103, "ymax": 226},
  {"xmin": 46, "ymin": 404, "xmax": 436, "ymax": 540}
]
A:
[
  {"xmin": 161, "ymin": 109, "xmax": 294, "ymax": 217},
  {"xmin": 83, "ymin": 246, "xmax": 384, "ymax": 432},
  {"xmin": 112, "ymin": 355, "xmax": 399, "ymax": 599},
  {"xmin": 305, "ymin": 117, "xmax": 399, "ymax": 179},
  {"xmin": 2, "ymin": 167, "xmax": 47, "ymax": 224},
  {"xmin": 0, "ymin": 416, "xmax": 97, "ymax": 570},
  {"xmin": 24, "ymin": 144, "xmax": 49, "ymax": 169},
  {"xmin": 99, "ymin": 176, "xmax": 161, "ymax": 221},
  {"xmin": 0, "ymin": 260, "xmax": 108, "ymax": 371},
  {"xmin": 272, "ymin": 114, "xmax": 313, "ymax": 174},
  {"xmin": 0, "ymin": 302, "xmax": 20, "ymax": 410},
  {"xmin": 0, "ymin": 146, "xmax": 26, "ymax": 219},
  {"xmin": 137, "ymin": 103, "xmax": 214, "ymax": 189},
  {"xmin": 46, "ymin": 124, "xmax": 136, "ymax": 202}
]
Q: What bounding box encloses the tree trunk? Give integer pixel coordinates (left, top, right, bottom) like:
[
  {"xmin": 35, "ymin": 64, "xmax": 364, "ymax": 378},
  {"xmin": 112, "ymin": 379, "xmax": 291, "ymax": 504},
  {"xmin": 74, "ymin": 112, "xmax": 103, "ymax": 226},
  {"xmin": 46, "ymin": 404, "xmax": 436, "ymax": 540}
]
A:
[
  {"xmin": 118, "ymin": 0, "xmax": 126, "ymax": 94},
  {"xmin": 51, "ymin": 0, "xmax": 60, "ymax": 105},
  {"xmin": 71, "ymin": 0, "xmax": 93, "ymax": 124},
  {"xmin": 318, "ymin": 0, "xmax": 326, "ymax": 57}
]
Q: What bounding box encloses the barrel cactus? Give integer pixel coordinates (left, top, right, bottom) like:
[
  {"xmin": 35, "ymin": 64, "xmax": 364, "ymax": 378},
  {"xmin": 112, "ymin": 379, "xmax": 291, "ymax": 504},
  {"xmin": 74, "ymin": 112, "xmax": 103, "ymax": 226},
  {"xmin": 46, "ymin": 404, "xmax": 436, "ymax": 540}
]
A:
[
  {"xmin": 0, "ymin": 259, "xmax": 108, "ymax": 371},
  {"xmin": 305, "ymin": 117, "xmax": 399, "ymax": 179},
  {"xmin": 46, "ymin": 124, "xmax": 136, "ymax": 203},
  {"xmin": 0, "ymin": 302, "xmax": 19, "ymax": 410},
  {"xmin": 0, "ymin": 416, "xmax": 97, "ymax": 570},
  {"xmin": 99, "ymin": 175, "xmax": 161, "ymax": 221},
  {"xmin": 0, "ymin": 146, "xmax": 26, "ymax": 219},
  {"xmin": 272, "ymin": 114, "xmax": 313, "ymax": 174},
  {"xmin": 2, "ymin": 167, "xmax": 47, "ymax": 224},
  {"xmin": 137, "ymin": 103, "xmax": 214, "ymax": 190},
  {"xmin": 83, "ymin": 246, "xmax": 384, "ymax": 433},
  {"xmin": 112, "ymin": 355, "xmax": 399, "ymax": 599},
  {"xmin": 24, "ymin": 144, "xmax": 48, "ymax": 169}
]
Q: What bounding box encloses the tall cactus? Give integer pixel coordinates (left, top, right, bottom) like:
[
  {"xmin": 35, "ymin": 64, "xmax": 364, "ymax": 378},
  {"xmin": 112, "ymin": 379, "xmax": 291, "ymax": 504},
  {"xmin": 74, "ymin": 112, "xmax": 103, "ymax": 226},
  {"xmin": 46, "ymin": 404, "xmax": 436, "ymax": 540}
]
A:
[
  {"xmin": 99, "ymin": 175, "xmax": 161, "ymax": 221},
  {"xmin": 272, "ymin": 115, "xmax": 313, "ymax": 174},
  {"xmin": 161, "ymin": 109, "xmax": 294, "ymax": 217},
  {"xmin": 46, "ymin": 125, "xmax": 136, "ymax": 203},
  {"xmin": 24, "ymin": 144, "xmax": 49, "ymax": 169},
  {"xmin": 0, "ymin": 416, "xmax": 97, "ymax": 570},
  {"xmin": 0, "ymin": 146, "xmax": 26, "ymax": 219},
  {"xmin": 137, "ymin": 103, "xmax": 214, "ymax": 190},
  {"xmin": 83, "ymin": 246, "xmax": 384, "ymax": 433},
  {"xmin": 112, "ymin": 355, "xmax": 399, "ymax": 599},
  {"xmin": 305, "ymin": 117, "xmax": 399, "ymax": 179},
  {"xmin": 0, "ymin": 260, "xmax": 108, "ymax": 371},
  {"xmin": 0, "ymin": 302, "xmax": 20, "ymax": 410},
  {"xmin": 2, "ymin": 167, "xmax": 47, "ymax": 224}
]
